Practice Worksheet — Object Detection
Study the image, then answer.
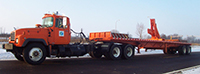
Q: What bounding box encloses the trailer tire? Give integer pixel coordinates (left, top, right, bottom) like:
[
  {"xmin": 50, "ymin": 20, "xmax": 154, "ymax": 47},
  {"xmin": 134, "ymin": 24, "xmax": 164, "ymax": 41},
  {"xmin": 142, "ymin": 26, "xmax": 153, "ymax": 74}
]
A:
[
  {"xmin": 107, "ymin": 45, "xmax": 122, "ymax": 60},
  {"xmin": 178, "ymin": 46, "xmax": 186, "ymax": 55},
  {"xmin": 186, "ymin": 46, "xmax": 191, "ymax": 55},
  {"xmin": 122, "ymin": 44, "xmax": 135, "ymax": 59},
  {"xmin": 23, "ymin": 43, "xmax": 46, "ymax": 65}
]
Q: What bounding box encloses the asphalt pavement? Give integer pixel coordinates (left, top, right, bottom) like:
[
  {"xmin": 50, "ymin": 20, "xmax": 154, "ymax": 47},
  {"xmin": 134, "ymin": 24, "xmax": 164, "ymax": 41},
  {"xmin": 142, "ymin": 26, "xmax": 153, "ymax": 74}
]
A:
[{"xmin": 0, "ymin": 52, "xmax": 200, "ymax": 74}]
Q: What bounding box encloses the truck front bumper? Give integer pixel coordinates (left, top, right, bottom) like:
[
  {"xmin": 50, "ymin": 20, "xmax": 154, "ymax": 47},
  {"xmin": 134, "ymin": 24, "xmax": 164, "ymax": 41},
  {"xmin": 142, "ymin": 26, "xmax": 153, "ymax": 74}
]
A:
[{"xmin": 2, "ymin": 43, "xmax": 13, "ymax": 50}]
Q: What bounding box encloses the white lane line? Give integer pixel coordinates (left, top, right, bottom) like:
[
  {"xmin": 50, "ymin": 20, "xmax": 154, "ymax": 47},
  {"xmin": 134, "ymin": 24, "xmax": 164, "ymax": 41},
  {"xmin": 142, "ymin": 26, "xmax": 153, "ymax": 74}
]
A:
[{"xmin": 164, "ymin": 65, "xmax": 200, "ymax": 74}]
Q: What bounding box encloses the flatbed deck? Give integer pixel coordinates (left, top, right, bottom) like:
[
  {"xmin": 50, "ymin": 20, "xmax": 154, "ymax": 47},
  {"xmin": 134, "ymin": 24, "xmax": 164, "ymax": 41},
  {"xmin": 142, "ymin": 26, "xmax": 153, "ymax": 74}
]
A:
[{"xmin": 89, "ymin": 31, "xmax": 191, "ymax": 53}]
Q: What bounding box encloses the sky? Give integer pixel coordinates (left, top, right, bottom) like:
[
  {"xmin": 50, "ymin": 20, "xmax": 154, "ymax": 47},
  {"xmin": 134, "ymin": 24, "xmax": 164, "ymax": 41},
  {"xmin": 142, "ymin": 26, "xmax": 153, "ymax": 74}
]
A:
[{"xmin": 0, "ymin": 0, "xmax": 199, "ymax": 38}]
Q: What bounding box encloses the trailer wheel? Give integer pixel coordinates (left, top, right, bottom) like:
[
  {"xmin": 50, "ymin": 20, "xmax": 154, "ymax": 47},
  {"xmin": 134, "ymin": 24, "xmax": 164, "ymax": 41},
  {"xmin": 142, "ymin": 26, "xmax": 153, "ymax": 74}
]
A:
[
  {"xmin": 178, "ymin": 46, "xmax": 187, "ymax": 55},
  {"xmin": 23, "ymin": 43, "xmax": 46, "ymax": 65},
  {"xmin": 108, "ymin": 45, "xmax": 122, "ymax": 60},
  {"xmin": 186, "ymin": 46, "xmax": 191, "ymax": 55},
  {"xmin": 122, "ymin": 44, "xmax": 135, "ymax": 59}
]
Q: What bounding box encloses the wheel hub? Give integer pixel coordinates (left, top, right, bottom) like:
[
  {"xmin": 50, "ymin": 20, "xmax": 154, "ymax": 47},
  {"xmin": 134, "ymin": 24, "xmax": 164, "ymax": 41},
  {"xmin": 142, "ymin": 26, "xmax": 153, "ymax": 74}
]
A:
[
  {"xmin": 29, "ymin": 48, "xmax": 43, "ymax": 61},
  {"xmin": 113, "ymin": 47, "xmax": 120, "ymax": 58},
  {"xmin": 126, "ymin": 47, "xmax": 133, "ymax": 57},
  {"xmin": 33, "ymin": 51, "xmax": 39, "ymax": 56}
]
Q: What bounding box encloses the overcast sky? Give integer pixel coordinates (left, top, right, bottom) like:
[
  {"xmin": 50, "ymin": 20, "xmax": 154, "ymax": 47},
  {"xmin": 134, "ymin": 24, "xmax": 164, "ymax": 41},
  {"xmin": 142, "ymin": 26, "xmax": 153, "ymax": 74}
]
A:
[{"xmin": 0, "ymin": 0, "xmax": 199, "ymax": 38}]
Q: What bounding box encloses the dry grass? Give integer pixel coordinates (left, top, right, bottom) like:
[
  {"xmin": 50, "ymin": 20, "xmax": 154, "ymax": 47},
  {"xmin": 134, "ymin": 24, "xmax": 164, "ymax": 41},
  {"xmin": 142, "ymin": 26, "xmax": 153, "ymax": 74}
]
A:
[
  {"xmin": 0, "ymin": 39, "xmax": 8, "ymax": 42},
  {"xmin": 191, "ymin": 43, "xmax": 200, "ymax": 46}
]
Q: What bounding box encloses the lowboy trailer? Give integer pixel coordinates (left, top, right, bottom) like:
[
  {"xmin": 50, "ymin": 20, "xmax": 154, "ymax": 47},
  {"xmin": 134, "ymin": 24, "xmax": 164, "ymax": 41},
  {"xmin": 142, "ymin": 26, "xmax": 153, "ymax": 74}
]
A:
[{"xmin": 2, "ymin": 12, "xmax": 191, "ymax": 65}]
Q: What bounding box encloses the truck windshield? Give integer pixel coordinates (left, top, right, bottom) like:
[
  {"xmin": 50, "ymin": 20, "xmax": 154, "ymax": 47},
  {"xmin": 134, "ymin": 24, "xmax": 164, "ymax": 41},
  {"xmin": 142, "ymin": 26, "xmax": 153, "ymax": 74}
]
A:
[{"xmin": 42, "ymin": 17, "xmax": 54, "ymax": 27}]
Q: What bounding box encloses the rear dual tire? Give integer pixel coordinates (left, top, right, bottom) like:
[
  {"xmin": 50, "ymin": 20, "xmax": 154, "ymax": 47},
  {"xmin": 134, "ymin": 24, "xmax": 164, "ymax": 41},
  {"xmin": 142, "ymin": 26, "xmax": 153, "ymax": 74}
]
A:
[
  {"xmin": 178, "ymin": 45, "xmax": 191, "ymax": 55},
  {"xmin": 104, "ymin": 44, "xmax": 134, "ymax": 60},
  {"xmin": 122, "ymin": 44, "xmax": 135, "ymax": 59},
  {"xmin": 105, "ymin": 45, "xmax": 122, "ymax": 60}
]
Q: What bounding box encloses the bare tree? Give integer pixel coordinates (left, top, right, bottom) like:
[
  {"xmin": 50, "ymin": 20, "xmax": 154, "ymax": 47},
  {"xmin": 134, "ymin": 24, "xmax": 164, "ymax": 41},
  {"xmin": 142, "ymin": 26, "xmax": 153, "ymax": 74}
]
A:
[
  {"xmin": 160, "ymin": 33, "xmax": 167, "ymax": 39},
  {"xmin": 136, "ymin": 23, "xmax": 145, "ymax": 39}
]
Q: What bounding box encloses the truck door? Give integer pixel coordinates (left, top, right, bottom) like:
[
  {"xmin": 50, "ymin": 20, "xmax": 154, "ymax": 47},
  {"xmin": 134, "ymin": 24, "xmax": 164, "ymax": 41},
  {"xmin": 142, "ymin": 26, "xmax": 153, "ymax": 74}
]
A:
[{"xmin": 54, "ymin": 17, "xmax": 70, "ymax": 44}]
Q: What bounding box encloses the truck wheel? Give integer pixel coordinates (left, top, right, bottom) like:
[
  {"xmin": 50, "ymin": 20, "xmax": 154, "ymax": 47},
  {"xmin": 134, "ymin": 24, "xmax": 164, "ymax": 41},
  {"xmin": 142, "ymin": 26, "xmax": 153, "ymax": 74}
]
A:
[
  {"xmin": 14, "ymin": 53, "xmax": 24, "ymax": 61},
  {"xmin": 186, "ymin": 46, "xmax": 191, "ymax": 55},
  {"xmin": 108, "ymin": 45, "xmax": 122, "ymax": 60},
  {"xmin": 178, "ymin": 46, "xmax": 186, "ymax": 55},
  {"xmin": 23, "ymin": 43, "xmax": 46, "ymax": 65},
  {"xmin": 122, "ymin": 44, "xmax": 135, "ymax": 59}
]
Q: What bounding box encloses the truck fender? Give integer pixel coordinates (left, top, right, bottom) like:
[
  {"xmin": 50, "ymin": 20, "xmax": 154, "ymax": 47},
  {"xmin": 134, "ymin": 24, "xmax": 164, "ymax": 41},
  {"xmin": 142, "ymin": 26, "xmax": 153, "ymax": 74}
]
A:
[{"xmin": 22, "ymin": 38, "xmax": 47, "ymax": 47}]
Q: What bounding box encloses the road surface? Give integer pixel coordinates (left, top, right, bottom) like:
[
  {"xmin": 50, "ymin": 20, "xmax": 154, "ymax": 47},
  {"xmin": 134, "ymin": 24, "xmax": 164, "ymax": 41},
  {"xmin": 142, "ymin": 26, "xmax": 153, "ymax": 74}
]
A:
[{"xmin": 0, "ymin": 52, "xmax": 200, "ymax": 74}]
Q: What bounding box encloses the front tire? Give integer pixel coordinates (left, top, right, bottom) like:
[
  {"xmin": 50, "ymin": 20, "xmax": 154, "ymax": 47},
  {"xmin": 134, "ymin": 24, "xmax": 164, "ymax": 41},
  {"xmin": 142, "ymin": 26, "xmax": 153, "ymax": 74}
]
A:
[{"xmin": 23, "ymin": 43, "xmax": 46, "ymax": 65}]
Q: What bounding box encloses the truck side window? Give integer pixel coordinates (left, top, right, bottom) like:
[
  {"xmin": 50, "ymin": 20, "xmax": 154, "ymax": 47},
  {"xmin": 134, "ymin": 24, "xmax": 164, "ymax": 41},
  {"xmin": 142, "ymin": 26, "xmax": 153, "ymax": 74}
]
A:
[{"xmin": 55, "ymin": 18, "xmax": 63, "ymax": 28}]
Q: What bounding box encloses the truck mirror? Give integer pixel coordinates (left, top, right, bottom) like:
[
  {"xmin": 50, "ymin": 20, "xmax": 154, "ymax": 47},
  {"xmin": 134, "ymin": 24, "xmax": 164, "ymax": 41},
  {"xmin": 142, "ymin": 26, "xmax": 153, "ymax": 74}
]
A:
[{"xmin": 63, "ymin": 17, "xmax": 67, "ymax": 28}]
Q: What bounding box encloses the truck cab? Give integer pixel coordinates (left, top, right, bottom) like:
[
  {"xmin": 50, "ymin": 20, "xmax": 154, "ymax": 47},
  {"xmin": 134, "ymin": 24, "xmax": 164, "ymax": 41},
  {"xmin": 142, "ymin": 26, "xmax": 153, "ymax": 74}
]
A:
[
  {"xmin": 2, "ymin": 13, "xmax": 87, "ymax": 65},
  {"xmin": 41, "ymin": 13, "xmax": 71, "ymax": 45}
]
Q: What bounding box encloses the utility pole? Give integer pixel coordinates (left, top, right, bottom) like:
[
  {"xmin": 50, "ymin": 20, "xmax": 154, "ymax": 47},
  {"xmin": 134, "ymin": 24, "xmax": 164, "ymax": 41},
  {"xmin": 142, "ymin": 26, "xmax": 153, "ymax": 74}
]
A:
[{"xmin": 115, "ymin": 19, "xmax": 120, "ymax": 30}]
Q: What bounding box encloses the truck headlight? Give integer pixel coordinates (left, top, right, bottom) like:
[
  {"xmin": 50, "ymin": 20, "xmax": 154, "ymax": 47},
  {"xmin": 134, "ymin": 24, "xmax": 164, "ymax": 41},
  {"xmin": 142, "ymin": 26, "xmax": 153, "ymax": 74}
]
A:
[{"xmin": 16, "ymin": 38, "xmax": 18, "ymax": 44}]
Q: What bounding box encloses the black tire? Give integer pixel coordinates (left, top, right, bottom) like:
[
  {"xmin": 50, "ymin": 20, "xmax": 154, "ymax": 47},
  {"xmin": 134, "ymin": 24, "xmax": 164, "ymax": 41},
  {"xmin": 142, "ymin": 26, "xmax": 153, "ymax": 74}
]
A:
[
  {"xmin": 122, "ymin": 44, "xmax": 135, "ymax": 59},
  {"xmin": 23, "ymin": 43, "xmax": 46, "ymax": 65},
  {"xmin": 178, "ymin": 46, "xmax": 187, "ymax": 55},
  {"xmin": 107, "ymin": 45, "xmax": 122, "ymax": 60},
  {"xmin": 89, "ymin": 44, "xmax": 102, "ymax": 59},
  {"xmin": 14, "ymin": 53, "xmax": 24, "ymax": 61},
  {"xmin": 186, "ymin": 46, "xmax": 191, "ymax": 55}
]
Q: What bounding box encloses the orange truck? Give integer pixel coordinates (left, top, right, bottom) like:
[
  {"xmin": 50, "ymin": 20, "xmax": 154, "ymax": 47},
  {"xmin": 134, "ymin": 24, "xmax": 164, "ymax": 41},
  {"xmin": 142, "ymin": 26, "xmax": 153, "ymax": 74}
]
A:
[{"xmin": 2, "ymin": 12, "xmax": 191, "ymax": 65}]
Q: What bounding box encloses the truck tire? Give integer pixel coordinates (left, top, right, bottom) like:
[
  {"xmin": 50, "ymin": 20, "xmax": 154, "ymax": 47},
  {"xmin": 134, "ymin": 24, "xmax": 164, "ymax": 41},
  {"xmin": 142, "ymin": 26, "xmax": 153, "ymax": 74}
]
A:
[
  {"xmin": 186, "ymin": 46, "xmax": 191, "ymax": 55},
  {"xmin": 178, "ymin": 46, "xmax": 186, "ymax": 55},
  {"xmin": 122, "ymin": 44, "xmax": 135, "ymax": 59},
  {"xmin": 14, "ymin": 53, "xmax": 24, "ymax": 61},
  {"xmin": 23, "ymin": 43, "xmax": 46, "ymax": 65},
  {"xmin": 107, "ymin": 45, "xmax": 122, "ymax": 60}
]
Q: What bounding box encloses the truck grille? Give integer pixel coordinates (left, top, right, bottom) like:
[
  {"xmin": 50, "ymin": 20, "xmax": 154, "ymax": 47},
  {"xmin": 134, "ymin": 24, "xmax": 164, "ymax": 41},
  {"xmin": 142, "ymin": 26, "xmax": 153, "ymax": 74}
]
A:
[{"xmin": 10, "ymin": 32, "xmax": 15, "ymax": 41}]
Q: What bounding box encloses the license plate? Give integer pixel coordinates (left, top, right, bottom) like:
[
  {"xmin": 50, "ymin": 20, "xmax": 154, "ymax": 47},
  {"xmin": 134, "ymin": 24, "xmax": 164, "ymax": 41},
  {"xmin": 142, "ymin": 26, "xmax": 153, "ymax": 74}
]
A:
[{"xmin": 4, "ymin": 44, "xmax": 13, "ymax": 50}]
